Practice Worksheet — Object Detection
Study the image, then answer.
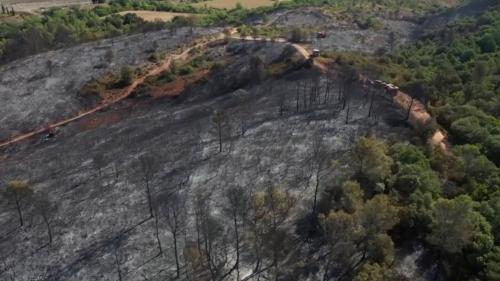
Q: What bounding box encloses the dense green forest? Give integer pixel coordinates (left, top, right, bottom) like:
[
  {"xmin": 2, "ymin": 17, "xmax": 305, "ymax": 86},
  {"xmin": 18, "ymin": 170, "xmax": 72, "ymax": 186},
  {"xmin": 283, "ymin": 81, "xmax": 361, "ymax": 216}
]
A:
[{"xmin": 322, "ymin": 6, "xmax": 500, "ymax": 280}]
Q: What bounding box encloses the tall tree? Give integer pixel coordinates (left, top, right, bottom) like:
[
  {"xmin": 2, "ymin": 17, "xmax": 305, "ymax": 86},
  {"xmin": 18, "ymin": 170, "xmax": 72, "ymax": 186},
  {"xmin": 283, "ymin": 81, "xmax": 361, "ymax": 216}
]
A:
[
  {"xmin": 157, "ymin": 189, "xmax": 187, "ymax": 278},
  {"xmin": 211, "ymin": 109, "xmax": 230, "ymax": 153},
  {"xmin": 1, "ymin": 180, "xmax": 32, "ymax": 227},
  {"xmin": 34, "ymin": 193, "xmax": 58, "ymax": 245},
  {"xmin": 138, "ymin": 154, "xmax": 158, "ymax": 218},
  {"xmin": 351, "ymin": 137, "xmax": 393, "ymax": 189},
  {"xmin": 253, "ymin": 186, "xmax": 296, "ymax": 281},
  {"xmin": 427, "ymin": 195, "xmax": 481, "ymax": 254},
  {"xmin": 310, "ymin": 133, "xmax": 328, "ymax": 214},
  {"xmin": 223, "ymin": 186, "xmax": 250, "ymax": 280}
]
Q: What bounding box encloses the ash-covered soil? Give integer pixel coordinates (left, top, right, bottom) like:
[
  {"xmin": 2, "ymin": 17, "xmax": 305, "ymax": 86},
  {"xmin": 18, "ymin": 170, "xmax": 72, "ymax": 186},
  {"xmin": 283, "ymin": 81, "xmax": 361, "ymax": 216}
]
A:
[
  {"xmin": 0, "ymin": 41, "xmax": 416, "ymax": 281},
  {"xmin": 265, "ymin": 1, "xmax": 496, "ymax": 54},
  {"xmin": 2, "ymin": 2, "xmax": 487, "ymax": 279},
  {"xmin": 0, "ymin": 27, "xmax": 220, "ymax": 141},
  {"xmin": 267, "ymin": 8, "xmax": 419, "ymax": 54}
]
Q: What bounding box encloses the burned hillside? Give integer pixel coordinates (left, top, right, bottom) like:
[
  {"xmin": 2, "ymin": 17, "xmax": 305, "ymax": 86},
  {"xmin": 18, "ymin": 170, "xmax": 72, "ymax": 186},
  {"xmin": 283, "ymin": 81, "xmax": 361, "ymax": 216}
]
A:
[{"xmin": 0, "ymin": 40, "xmax": 417, "ymax": 281}]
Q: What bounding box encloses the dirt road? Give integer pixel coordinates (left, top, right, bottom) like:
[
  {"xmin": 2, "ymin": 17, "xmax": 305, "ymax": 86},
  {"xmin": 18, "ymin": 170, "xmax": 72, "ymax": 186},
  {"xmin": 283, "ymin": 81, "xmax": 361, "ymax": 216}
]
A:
[
  {"xmin": 2, "ymin": 29, "xmax": 423, "ymax": 150},
  {"xmin": 392, "ymin": 90, "xmax": 449, "ymax": 149},
  {"xmin": 0, "ymin": 31, "xmax": 323, "ymax": 149},
  {"xmin": 0, "ymin": 39, "xmax": 209, "ymax": 149}
]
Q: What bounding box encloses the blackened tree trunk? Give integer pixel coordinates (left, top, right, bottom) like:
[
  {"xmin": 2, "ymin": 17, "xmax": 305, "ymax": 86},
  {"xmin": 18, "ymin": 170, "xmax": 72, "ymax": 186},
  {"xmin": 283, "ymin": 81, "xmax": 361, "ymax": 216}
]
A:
[
  {"xmin": 345, "ymin": 99, "xmax": 350, "ymax": 124},
  {"xmin": 154, "ymin": 213, "xmax": 162, "ymax": 256},
  {"xmin": 15, "ymin": 196, "xmax": 23, "ymax": 227},
  {"xmin": 42, "ymin": 214, "xmax": 53, "ymax": 245},
  {"xmin": 368, "ymin": 90, "xmax": 375, "ymax": 118},
  {"xmin": 146, "ymin": 178, "xmax": 154, "ymax": 218},
  {"xmin": 407, "ymin": 97, "xmax": 414, "ymax": 121}
]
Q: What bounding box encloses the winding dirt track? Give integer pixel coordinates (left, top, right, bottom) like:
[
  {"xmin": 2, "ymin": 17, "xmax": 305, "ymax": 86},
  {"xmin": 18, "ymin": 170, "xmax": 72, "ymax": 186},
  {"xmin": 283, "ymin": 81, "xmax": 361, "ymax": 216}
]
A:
[
  {"xmin": 0, "ymin": 32, "xmax": 319, "ymax": 149},
  {"xmin": 0, "ymin": 39, "xmax": 209, "ymax": 149},
  {"xmin": 0, "ymin": 31, "xmax": 443, "ymax": 150}
]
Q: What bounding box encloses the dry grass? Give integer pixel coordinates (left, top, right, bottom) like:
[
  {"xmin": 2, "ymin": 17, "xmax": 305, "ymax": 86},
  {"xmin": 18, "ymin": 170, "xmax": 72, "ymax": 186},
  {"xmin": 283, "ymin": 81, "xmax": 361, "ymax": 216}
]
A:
[
  {"xmin": 194, "ymin": 0, "xmax": 278, "ymax": 9},
  {"xmin": 118, "ymin": 10, "xmax": 194, "ymax": 22},
  {"xmin": 5, "ymin": 0, "xmax": 91, "ymax": 12}
]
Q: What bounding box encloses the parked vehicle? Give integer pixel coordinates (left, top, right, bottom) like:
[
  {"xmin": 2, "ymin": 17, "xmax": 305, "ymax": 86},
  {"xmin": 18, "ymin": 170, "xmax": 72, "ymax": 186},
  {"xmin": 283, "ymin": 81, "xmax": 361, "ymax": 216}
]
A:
[{"xmin": 316, "ymin": 32, "xmax": 327, "ymax": 39}]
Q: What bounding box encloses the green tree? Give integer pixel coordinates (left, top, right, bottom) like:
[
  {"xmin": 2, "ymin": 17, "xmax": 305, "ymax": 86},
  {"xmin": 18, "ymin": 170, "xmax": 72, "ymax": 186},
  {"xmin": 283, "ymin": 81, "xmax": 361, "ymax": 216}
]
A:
[
  {"xmin": 367, "ymin": 234, "xmax": 395, "ymax": 264},
  {"xmin": 390, "ymin": 163, "xmax": 441, "ymax": 199},
  {"xmin": 339, "ymin": 181, "xmax": 364, "ymax": 214},
  {"xmin": 427, "ymin": 195, "xmax": 485, "ymax": 254},
  {"xmin": 358, "ymin": 195, "xmax": 400, "ymax": 237},
  {"xmin": 481, "ymin": 194, "xmax": 500, "ymax": 243},
  {"xmin": 351, "ymin": 137, "xmax": 393, "ymax": 189},
  {"xmin": 253, "ymin": 186, "xmax": 296, "ymax": 280},
  {"xmin": 472, "ymin": 60, "xmax": 489, "ymax": 85},
  {"xmin": 353, "ymin": 262, "xmax": 394, "ymax": 281},
  {"xmin": 119, "ymin": 66, "xmax": 134, "ymax": 86},
  {"xmin": 485, "ymin": 246, "xmax": 500, "ymax": 281},
  {"xmin": 477, "ymin": 34, "xmax": 497, "ymax": 53}
]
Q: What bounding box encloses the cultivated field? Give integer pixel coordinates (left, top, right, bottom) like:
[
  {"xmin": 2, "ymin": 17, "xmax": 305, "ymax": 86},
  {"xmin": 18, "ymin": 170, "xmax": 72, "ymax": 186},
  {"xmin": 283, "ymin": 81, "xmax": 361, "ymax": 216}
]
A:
[
  {"xmin": 194, "ymin": 0, "xmax": 278, "ymax": 9},
  {"xmin": 117, "ymin": 10, "xmax": 194, "ymax": 22}
]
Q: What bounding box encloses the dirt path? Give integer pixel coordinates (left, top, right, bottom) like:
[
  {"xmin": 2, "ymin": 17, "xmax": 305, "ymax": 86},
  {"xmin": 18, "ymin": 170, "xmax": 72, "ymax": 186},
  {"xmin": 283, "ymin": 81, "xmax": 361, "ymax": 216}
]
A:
[
  {"xmin": 0, "ymin": 32, "xmax": 440, "ymax": 150},
  {"xmin": 392, "ymin": 90, "xmax": 449, "ymax": 149},
  {"xmin": 232, "ymin": 35, "xmax": 328, "ymax": 71},
  {"xmin": 0, "ymin": 38, "xmax": 210, "ymax": 149},
  {"xmin": 0, "ymin": 32, "xmax": 334, "ymax": 149}
]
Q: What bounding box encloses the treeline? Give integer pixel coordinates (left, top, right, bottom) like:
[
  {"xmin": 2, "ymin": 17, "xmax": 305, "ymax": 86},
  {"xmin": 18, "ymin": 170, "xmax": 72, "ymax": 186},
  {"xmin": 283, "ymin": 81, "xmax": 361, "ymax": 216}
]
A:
[
  {"xmin": 317, "ymin": 137, "xmax": 500, "ymax": 281},
  {"xmin": 0, "ymin": 8, "xmax": 167, "ymax": 64},
  {"xmin": 314, "ymin": 5, "xmax": 500, "ymax": 280},
  {"xmin": 328, "ymin": 5, "xmax": 500, "ymax": 166},
  {"xmin": 0, "ymin": 0, "xmax": 459, "ymax": 64},
  {"xmin": 394, "ymin": 6, "xmax": 500, "ymax": 166}
]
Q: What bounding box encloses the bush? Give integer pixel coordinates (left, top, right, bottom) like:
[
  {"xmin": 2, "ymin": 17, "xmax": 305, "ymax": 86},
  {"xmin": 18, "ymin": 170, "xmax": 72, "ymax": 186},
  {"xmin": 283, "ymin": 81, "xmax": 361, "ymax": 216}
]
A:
[
  {"xmin": 289, "ymin": 27, "xmax": 308, "ymax": 43},
  {"xmin": 450, "ymin": 116, "xmax": 490, "ymax": 144},
  {"xmin": 119, "ymin": 66, "xmax": 134, "ymax": 86},
  {"xmin": 178, "ymin": 65, "xmax": 194, "ymax": 76},
  {"xmin": 478, "ymin": 34, "xmax": 497, "ymax": 53}
]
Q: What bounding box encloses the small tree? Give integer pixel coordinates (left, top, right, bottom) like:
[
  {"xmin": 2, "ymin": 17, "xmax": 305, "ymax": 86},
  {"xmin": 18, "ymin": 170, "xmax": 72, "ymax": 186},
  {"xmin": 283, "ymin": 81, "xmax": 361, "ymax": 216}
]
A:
[
  {"xmin": 111, "ymin": 236, "xmax": 125, "ymax": 281},
  {"xmin": 249, "ymin": 55, "xmax": 265, "ymax": 83},
  {"xmin": 92, "ymin": 154, "xmax": 106, "ymax": 177},
  {"xmin": 311, "ymin": 133, "xmax": 328, "ymax": 214},
  {"xmin": 388, "ymin": 32, "xmax": 397, "ymax": 52},
  {"xmin": 223, "ymin": 186, "xmax": 250, "ymax": 280},
  {"xmin": 223, "ymin": 28, "xmax": 232, "ymax": 43},
  {"xmin": 157, "ymin": 190, "xmax": 187, "ymax": 278},
  {"xmin": 289, "ymin": 27, "xmax": 307, "ymax": 43},
  {"xmin": 138, "ymin": 154, "xmax": 158, "ymax": 218},
  {"xmin": 34, "ymin": 193, "xmax": 58, "ymax": 245},
  {"xmin": 2, "ymin": 180, "xmax": 32, "ymax": 227},
  {"xmin": 119, "ymin": 66, "xmax": 133, "ymax": 86},
  {"xmin": 211, "ymin": 109, "xmax": 229, "ymax": 153}
]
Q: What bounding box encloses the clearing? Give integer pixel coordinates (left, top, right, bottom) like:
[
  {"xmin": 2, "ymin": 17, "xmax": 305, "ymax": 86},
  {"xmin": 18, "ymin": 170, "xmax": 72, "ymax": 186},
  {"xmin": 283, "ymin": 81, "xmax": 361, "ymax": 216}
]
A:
[{"xmin": 117, "ymin": 10, "xmax": 194, "ymax": 22}]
